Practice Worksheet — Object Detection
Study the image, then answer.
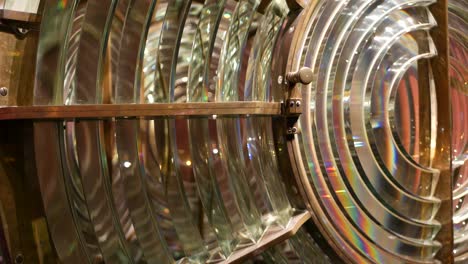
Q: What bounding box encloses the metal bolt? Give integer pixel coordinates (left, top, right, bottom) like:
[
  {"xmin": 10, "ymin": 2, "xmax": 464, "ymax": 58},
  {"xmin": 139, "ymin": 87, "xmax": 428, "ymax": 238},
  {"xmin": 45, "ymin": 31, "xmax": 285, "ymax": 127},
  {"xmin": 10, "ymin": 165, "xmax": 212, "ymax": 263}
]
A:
[
  {"xmin": 15, "ymin": 253, "xmax": 24, "ymax": 264},
  {"xmin": 291, "ymin": 127, "xmax": 298, "ymax": 133},
  {"xmin": 0, "ymin": 87, "xmax": 8, "ymax": 96},
  {"xmin": 277, "ymin": 75, "xmax": 283, "ymax": 84},
  {"xmin": 17, "ymin": 28, "xmax": 29, "ymax": 34},
  {"xmin": 286, "ymin": 67, "xmax": 313, "ymax": 85}
]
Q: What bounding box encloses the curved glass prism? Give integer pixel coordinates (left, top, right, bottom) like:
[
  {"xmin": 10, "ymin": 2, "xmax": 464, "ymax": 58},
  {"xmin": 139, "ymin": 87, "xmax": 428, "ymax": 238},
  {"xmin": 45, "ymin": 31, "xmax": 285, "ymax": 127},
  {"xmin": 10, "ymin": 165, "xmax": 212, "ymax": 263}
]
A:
[
  {"xmin": 24, "ymin": 0, "xmax": 454, "ymax": 263},
  {"xmin": 294, "ymin": 0, "xmax": 447, "ymax": 263},
  {"xmin": 449, "ymin": 0, "xmax": 468, "ymax": 262}
]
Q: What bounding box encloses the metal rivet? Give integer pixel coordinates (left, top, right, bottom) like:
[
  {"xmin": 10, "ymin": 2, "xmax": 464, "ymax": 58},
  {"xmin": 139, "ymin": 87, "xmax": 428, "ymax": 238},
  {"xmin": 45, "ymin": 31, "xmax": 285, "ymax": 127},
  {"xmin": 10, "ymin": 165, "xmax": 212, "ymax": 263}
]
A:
[
  {"xmin": 0, "ymin": 87, "xmax": 8, "ymax": 96},
  {"xmin": 291, "ymin": 127, "xmax": 298, "ymax": 133},
  {"xmin": 286, "ymin": 67, "xmax": 313, "ymax": 85}
]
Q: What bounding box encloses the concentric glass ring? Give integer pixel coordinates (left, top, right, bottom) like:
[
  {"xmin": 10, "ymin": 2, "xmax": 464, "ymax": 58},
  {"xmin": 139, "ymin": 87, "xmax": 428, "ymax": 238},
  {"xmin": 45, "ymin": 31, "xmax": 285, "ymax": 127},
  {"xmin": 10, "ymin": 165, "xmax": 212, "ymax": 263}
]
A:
[{"xmin": 20, "ymin": 0, "xmax": 458, "ymax": 263}]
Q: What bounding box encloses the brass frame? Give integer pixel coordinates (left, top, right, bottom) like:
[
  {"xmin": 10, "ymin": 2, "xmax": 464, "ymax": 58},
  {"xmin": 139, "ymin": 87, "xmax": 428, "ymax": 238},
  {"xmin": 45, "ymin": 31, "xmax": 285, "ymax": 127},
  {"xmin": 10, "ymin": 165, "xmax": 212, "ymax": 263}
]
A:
[
  {"xmin": 277, "ymin": 1, "xmax": 358, "ymax": 263},
  {"xmin": 0, "ymin": 102, "xmax": 281, "ymax": 120}
]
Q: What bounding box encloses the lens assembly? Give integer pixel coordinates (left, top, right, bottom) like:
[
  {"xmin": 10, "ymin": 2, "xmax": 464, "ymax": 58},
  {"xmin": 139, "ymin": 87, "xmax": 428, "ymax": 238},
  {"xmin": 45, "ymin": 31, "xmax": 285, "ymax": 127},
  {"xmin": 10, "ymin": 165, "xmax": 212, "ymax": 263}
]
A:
[{"xmin": 0, "ymin": 0, "xmax": 463, "ymax": 263}]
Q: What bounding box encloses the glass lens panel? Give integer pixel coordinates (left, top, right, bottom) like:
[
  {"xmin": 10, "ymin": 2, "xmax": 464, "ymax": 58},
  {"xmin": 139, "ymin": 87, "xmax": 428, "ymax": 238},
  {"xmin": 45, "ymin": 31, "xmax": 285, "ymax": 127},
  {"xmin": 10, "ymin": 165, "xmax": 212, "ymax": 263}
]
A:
[
  {"xmin": 295, "ymin": 0, "xmax": 447, "ymax": 263},
  {"xmin": 21, "ymin": 0, "xmax": 454, "ymax": 263},
  {"xmin": 30, "ymin": 0, "xmax": 304, "ymax": 261},
  {"xmin": 449, "ymin": 0, "xmax": 468, "ymax": 262}
]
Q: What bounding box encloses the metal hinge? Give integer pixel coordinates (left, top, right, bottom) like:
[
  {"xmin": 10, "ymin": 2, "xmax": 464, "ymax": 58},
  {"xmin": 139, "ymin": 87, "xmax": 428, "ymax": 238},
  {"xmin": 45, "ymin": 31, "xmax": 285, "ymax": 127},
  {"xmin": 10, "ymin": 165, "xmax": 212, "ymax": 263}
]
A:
[{"xmin": 283, "ymin": 67, "xmax": 313, "ymax": 136}]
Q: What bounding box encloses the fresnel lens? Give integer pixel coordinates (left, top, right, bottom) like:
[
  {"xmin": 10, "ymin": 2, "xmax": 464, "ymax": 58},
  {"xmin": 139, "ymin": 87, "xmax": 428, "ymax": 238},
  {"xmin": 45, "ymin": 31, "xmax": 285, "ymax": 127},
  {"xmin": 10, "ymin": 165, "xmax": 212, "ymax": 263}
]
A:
[{"xmin": 0, "ymin": 0, "xmax": 464, "ymax": 263}]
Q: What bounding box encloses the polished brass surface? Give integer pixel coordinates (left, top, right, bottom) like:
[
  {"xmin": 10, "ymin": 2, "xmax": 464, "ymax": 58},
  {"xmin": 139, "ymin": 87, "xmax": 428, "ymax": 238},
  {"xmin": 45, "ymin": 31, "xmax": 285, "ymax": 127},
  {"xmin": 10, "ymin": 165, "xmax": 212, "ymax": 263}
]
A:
[
  {"xmin": 285, "ymin": 67, "xmax": 313, "ymax": 85},
  {"xmin": 0, "ymin": 30, "xmax": 38, "ymax": 106},
  {"xmin": 430, "ymin": 0, "xmax": 453, "ymax": 262},
  {"xmin": 0, "ymin": 102, "xmax": 281, "ymax": 120}
]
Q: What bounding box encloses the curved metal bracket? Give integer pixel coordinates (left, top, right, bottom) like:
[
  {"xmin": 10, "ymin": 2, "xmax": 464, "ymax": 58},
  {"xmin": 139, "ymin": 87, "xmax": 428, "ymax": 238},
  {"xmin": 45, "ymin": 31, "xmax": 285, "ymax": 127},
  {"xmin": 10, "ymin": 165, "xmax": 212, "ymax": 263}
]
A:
[{"xmin": 286, "ymin": 0, "xmax": 310, "ymax": 11}]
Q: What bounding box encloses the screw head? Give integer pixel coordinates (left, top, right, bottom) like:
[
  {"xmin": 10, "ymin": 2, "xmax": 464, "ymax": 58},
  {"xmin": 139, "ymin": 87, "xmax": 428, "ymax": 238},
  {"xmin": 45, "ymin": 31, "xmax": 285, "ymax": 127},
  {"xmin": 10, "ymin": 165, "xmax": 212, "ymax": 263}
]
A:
[{"xmin": 0, "ymin": 87, "xmax": 8, "ymax": 96}]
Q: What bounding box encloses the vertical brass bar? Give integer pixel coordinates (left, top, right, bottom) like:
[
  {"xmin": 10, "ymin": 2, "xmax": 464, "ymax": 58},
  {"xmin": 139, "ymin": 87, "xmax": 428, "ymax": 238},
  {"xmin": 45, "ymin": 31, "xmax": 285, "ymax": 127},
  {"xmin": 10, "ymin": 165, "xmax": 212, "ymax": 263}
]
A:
[{"xmin": 430, "ymin": 0, "xmax": 453, "ymax": 262}]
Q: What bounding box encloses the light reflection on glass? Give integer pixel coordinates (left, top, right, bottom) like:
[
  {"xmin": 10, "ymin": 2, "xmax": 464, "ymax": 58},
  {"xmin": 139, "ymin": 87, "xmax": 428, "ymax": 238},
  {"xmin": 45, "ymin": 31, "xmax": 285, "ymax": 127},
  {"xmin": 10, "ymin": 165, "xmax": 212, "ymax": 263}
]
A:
[
  {"xmin": 296, "ymin": 0, "xmax": 444, "ymax": 263},
  {"xmin": 26, "ymin": 0, "xmax": 455, "ymax": 263},
  {"xmin": 449, "ymin": 0, "xmax": 468, "ymax": 262}
]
